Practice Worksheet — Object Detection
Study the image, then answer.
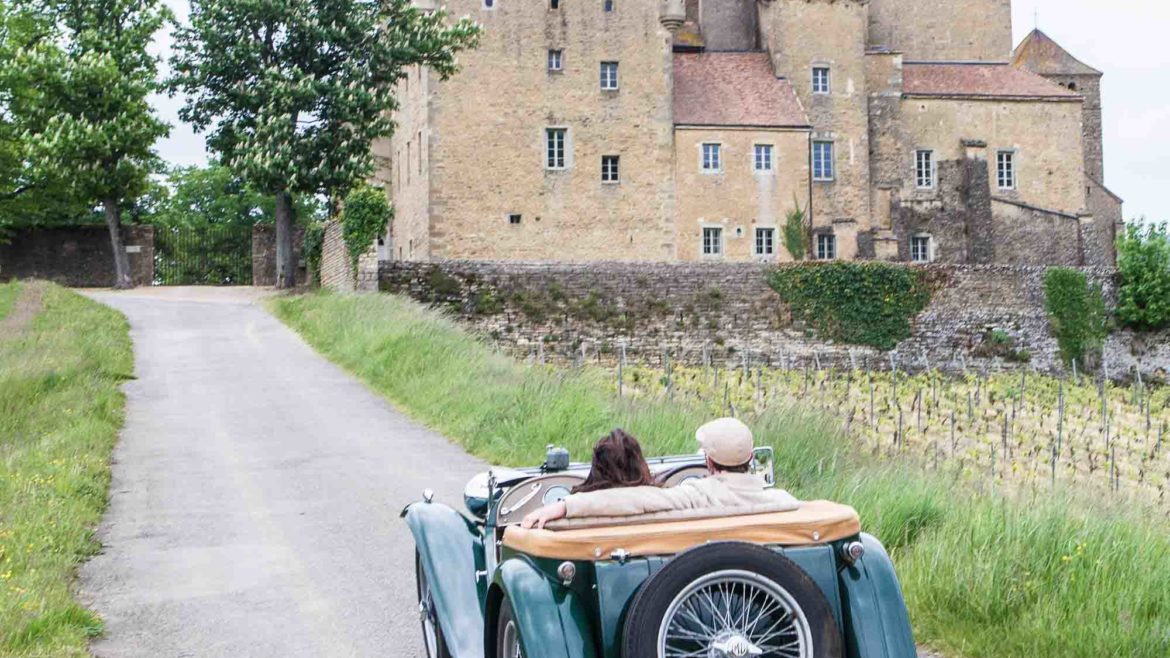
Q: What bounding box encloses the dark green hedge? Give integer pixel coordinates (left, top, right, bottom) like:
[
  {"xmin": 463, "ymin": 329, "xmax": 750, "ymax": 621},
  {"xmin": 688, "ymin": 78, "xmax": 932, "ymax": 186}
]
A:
[{"xmin": 767, "ymin": 262, "xmax": 931, "ymax": 350}]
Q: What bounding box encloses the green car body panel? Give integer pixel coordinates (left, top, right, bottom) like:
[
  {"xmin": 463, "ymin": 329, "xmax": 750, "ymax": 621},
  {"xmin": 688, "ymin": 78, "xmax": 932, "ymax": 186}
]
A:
[
  {"xmin": 491, "ymin": 555, "xmax": 598, "ymax": 658},
  {"xmin": 837, "ymin": 533, "xmax": 918, "ymax": 658}
]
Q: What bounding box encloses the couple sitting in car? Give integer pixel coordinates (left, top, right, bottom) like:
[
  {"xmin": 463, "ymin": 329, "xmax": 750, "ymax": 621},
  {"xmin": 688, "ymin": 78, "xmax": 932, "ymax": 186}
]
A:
[{"xmin": 521, "ymin": 418, "xmax": 800, "ymax": 529}]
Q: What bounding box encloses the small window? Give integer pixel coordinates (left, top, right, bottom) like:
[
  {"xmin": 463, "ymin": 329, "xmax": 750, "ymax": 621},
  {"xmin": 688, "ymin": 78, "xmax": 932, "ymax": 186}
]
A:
[
  {"xmin": 812, "ymin": 67, "xmax": 831, "ymax": 94},
  {"xmin": 547, "ymin": 49, "xmax": 563, "ymax": 72},
  {"xmin": 546, "ymin": 128, "xmax": 567, "ymax": 169},
  {"xmin": 755, "ymin": 227, "xmax": 776, "ymax": 256},
  {"xmin": 601, "ymin": 155, "xmax": 620, "ymax": 183},
  {"xmin": 550, "ymin": 0, "xmax": 559, "ymax": 8},
  {"xmin": 915, "ymin": 150, "xmax": 935, "ymax": 189},
  {"xmin": 483, "ymin": 0, "xmax": 494, "ymax": 8},
  {"xmin": 816, "ymin": 233, "xmax": 837, "ymax": 260},
  {"xmin": 508, "ymin": 214, "xmax": 522, "ymax": 225},
  {"xmin": 604, "ymin": 0, "xmax": 615, "ymax": 11},
  {"xmin": 701, "ymin": 143, "xmax": 722, "ymax": 172},
  {"xmin": 812, "ymin": 141, "xmax": 834, "ymax": 181},
  {"xmin": 910, "ymin": 235, "xmax": 933, "ymax": 263},
  {"xmin": 997, "ymin": 150, "xmax": 1016, "ymax": 190},
  {"xmin": 600, "ymin": 61, "xmax": 619, "ymax": 90},
  {"xmin": 753, "ymin": 144, "xmax": 773, "ymax": 173},
  {"xmin": 702, "ymin": 226, "xmax": 723, "ymax": 256}
]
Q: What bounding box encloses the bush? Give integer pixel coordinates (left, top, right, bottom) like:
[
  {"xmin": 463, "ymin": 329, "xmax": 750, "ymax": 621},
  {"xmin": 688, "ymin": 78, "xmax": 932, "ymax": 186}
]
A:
[
  {"xmin": 302, "ymin": 221, "xmax": 325, "ymax": 285},
  {"xmin": 1116, "ymin": 223, "xmax": 1170, "ymax": 331},
  {"xmin": 341, "ymin": 185, "xmax": 392, "ymax": 268},
  {"xmin": 782, "ymin": 198, "xmax": 807, "ymax": 261},
  {"xmin": 1043, "ymin": 268, "xmax": 1109, "ymax": 367},
  {"xmin": 767, "ymin": 262, "xmax": 931, "ymax": 350}
]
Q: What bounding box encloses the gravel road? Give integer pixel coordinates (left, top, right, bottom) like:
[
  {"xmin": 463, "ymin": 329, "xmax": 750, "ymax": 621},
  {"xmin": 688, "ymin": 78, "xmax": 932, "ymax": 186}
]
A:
[{"xmin": 79, "ymin": 288, "xmax": 486, "ymax": 658}]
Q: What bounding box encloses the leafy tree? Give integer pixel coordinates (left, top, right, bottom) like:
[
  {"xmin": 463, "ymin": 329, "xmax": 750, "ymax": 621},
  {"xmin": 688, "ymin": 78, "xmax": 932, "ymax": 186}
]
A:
[
  {"xmin": 782, "ymin": 198, "xmax": 807, "ymax": 261},
  {"xmin": 1116, "ymin": 222, "xmax": 1170, "ymax": 331},
  {"xmin": 169, "ymin": 0, "xmax": 480, "ymax": 288},
  {"xmin": 6, "ymin": 0, "xmax": 171, "ymax": 287},
  {"xmin": 1043, "ymin": 268, "xmax": 1109, "ymax": 368},
  {"xmin": 150, "ymin": 164, "xmax": 325, "ymax": 228}
]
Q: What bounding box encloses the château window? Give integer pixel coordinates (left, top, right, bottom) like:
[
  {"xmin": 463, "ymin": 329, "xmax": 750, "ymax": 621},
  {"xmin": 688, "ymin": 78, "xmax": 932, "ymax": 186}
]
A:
[
  {"xmin": 915, "ymin": 150, "xmax": 935, "ymax": 189},
  {"xmin": 997, "ymin": 150, "xmax": 1016, "ymax": 190},
  {"xmin": 600, "ymin": 62, "xmax": 619, "ymax": 90},
  {"xmin": 812, "ymin": 66, "xmax": 831, "ymax": 94},
  {"xmin": 816, "ymin": 233, "xmax": 837, "ymax": 260},
  {"xmin": 546, "ymin": 128, "xmax": 568, "ymax": 169},
  {"xmin": 754, "ymin": 144, "xmax": 774, "ymax": 173},
  {"xmin": 812, "ymin": 141, "xmax": 834, "ymax": 181},
  {"xmin": 548, "ymin": 49, "xmax": 563, "ymax": 72},
  {"xmin": 508, "ymin": 213, "xmax": 522, "ymax": 225},
  {"xmin": 483, "ymin": 0, "xmax": 494, "ymax": 8},
  {"xmin": 755, "ymin": 227, "xmax": 776, "ymax": 256},
  {"xmin": 701, "ymin": 143, "xmax": 722, "ymax": 172},
  {"xmin": 550, "ymin": 0, "xmax": 560, "ymax": 9},
  {"xmin": 601, "ymin": 155, "xmax": 620, "ymax": 183},
  {"xmin": 910, "ymin": 234, "xmax": 933, "ymax": 263},
  {"xmin": 702, "ymin": 226, "xmax": 723, "ymax": 256},
  {"xmin": 604, "ymin": 0, "xmax": 614, "ymax": 11}
]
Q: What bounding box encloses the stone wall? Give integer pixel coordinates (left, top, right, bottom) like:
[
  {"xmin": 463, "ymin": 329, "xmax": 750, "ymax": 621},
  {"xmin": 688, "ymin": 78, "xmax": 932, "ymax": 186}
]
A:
[
  {"xmin": 0, "ymin": 225, "xmax": 154, "ymax": 287},
  {"xmin": 378, "ymin": 259, "xmax": 1170, "ymax": 382},
  {"xmin": 988, "ymin": 199, "xmax": 1082, "ymax": 266},
  {"xmin": 320, "ymin": 219, "xmax": 378, "ymax": 292},
  {"xmin": 251, "ymin": 224, "xmax": 308, "ymax": 287},
  {"xmin": 867, "ymin": 0, "xmax": 1013, "ymax": 62}
]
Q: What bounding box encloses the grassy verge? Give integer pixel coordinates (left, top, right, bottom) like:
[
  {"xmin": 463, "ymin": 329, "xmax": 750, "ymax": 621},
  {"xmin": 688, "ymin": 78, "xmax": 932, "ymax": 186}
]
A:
[
  {"xmin": 0, "ymin": 281, "xmax": 20, "ymax": 322},
  {"xmin": 0, "ymin": 283, "xmax": 132, "ymax": 657},
  {"xmin": 273, "ymin": 292, "xmax": 1170, "ymax": 658}
]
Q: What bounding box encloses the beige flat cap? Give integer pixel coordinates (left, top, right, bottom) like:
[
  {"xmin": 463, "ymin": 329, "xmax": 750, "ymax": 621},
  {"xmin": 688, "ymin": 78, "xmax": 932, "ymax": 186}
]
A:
[{"xmin": 695, "ymin": 417, "xmax": 755, "ymax": 467}]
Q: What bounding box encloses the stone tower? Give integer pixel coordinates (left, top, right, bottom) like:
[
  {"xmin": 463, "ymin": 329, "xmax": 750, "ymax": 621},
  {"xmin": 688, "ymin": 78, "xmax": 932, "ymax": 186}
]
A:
[
  {"xmin": 868, "ymin": 0, "xmax": 1013, "ymax": 62},
  {"xmin": 1013, "ymin": 29, "xmax": 1105, "ymax": 182}
]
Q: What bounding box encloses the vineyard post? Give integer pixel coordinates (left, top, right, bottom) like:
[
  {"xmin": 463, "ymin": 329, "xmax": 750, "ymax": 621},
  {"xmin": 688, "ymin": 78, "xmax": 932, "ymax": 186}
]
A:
[
  {"xmin": 1071, "ymin": 357, "xmax": 1078, "ymax": 383},
  {"xmin": 1051, "ymin": 439, "xmax": 1057, "ymax": 487},
  {"xmin": 538, "ymin": 341, "xmax": 545, "ymax": 365},
  {"xmin": 897, "ymin": 407, "xmax": 904, "ymax": 452},
  {"xmin": 1057, "ymin": 379, "xmax": 1065, "ymax": 454},
  {"xmin": 967, "ymin": 391, "xmax": 974, "ymax": 422},
  {"xmin": 814, "ymin": 351, "xmax": 822, "ymax": 371},
  {"xmin": 870, "ymin": 383, "xmax": 876, "ymax": 430},
  {"xmin": 950, "ymin": 410, "xmax": 957, "ymax": 453},
  {"xmin": 1002, "ymin": 413, "xmax": 1009, "ymax": 477},
  {"xmin": 618, "ymin": 344, "xmax": 625, "ymax": 398}
]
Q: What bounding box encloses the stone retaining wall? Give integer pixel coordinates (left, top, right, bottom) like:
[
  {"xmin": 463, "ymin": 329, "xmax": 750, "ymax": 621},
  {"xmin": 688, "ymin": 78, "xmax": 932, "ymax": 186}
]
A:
[
  {"xmin": 0, "ymin": 225, "xmax": 154, "ymax": 287},
  {"xmin": 379, "ymin": 259, "xmax": 1169, "ymax": 382}
]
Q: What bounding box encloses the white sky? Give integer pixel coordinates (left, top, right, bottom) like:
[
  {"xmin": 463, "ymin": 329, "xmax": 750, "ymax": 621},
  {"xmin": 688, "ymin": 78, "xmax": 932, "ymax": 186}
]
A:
[{"xmin": 152, "ymin": 0, "xmax": 1169, "ymax": 222}]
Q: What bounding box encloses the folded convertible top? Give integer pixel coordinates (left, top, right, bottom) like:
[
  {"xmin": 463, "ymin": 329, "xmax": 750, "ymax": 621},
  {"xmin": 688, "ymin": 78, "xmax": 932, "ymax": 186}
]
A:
[{"xmin": 502, "ymin": 500, "xmax": 860, "ymax": 560}]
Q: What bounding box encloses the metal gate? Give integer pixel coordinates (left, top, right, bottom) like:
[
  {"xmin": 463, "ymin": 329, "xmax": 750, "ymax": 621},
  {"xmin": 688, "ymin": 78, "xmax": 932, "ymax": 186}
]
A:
[{"xmin": 153, "ymin": 224, "xmax": 253, "ymax": 286}]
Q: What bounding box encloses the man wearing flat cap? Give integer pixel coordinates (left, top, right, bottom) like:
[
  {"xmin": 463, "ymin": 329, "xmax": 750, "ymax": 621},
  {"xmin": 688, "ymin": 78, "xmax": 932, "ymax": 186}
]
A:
[{"xmin": 522, "ymin": 418, "xmax": 799, "ymax": 529}]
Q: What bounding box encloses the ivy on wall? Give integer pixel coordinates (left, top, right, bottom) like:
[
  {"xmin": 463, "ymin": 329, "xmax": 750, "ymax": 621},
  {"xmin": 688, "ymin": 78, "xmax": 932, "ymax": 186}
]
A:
[
  {"xmin": 767, "ymin": 263, "xmax": 931, "ymax": 350},
  {"xmin": 1043, "ymin": 267, "xmax": 1109, "ymax": 367},
  {"xmin": 341, "ymin": 185, "xmax": 392, "ymax": 268}
]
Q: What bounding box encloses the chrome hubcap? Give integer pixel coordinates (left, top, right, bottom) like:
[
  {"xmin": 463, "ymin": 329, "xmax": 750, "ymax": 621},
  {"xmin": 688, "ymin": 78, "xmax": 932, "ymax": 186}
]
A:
[
  {"xmin": 657, "ymin": 570, "xmax": 812, "ymax": 658},
  {"xmin": 502, "ymin": 619, "xmax": 523, "ymax": 658}
]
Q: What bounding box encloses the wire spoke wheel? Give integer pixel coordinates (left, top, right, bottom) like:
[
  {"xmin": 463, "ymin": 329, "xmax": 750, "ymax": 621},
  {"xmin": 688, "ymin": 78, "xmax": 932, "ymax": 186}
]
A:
[
  {"xmin": 501, "ymin": 618, "xmax": 523, "ymax": 658},
  {"xmin": 657, "ymin": 570, "xmax": 812, "ymax": 658}
]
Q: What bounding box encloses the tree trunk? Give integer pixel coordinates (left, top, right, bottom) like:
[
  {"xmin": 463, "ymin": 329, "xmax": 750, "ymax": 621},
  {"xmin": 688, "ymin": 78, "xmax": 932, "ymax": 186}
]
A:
[
  {"xmin": 103, "ymin": 198, "xmax": 134, "ymax": 290},
  {"xmin": 274, "ymin": 191, "xmax": 297, "ymax": 289}
]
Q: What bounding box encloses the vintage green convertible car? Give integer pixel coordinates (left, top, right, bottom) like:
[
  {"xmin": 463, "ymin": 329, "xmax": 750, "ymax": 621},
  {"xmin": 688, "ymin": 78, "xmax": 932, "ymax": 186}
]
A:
[{"xmin": 403, "ymin": 447, "xmax": 916, "ymax": 658}]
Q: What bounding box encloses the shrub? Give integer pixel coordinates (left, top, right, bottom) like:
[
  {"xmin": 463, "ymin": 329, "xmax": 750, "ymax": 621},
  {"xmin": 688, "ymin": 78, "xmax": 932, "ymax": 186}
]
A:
[
  {"xmin": 782, "ymin": 198, "xmax": 807, "ymax": 261},
  {"xmin": 340, "ymin": 185, "xmax": 393, "ymax": 268},
  {"xmin": 1116, "ymin": 223, "xmax": 1170, "ymax": 331},
  {"xmin": 767, "ymin": 262, "xmax": 931, "ymax": 350},
  {"xmin": 302, "ymin": 221, "xmax": 325, "ymax": 285},
  {"xmin": 1043, "ymin": 268, "xmax": 1109, "ymax": 367}
]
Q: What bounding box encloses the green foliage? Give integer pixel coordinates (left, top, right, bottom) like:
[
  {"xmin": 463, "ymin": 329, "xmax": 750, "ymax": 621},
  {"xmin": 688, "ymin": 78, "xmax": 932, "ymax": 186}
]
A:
[
  {"xmin": 148, "ymin": 164, "xmax": 326, "ymax": 228},
  {"xmin": 0, "ymin": 282, "xmax": 133, "ymax": 654},
  {"xmin": 767, "ymin": 263, "xmax": 931, "ymax": 350},
  {"xmin": 782, "ymin": 198, "xmax": 807, "ymax": 261},
  {"xmin": 169, "ymin": 0, "xmax": 480, "ymax": 204},
  {"xmin": 1116, "ymin": 223, "xmax": 1170, "ymax": 331},
  {"xmin": 972, "ymin": 329, "xmax": 1032, "ymax": 363},
  {"xmin": 302, "ymin": 221, "xmax": 326, "ymax": 285},
  {"xmin": 1043, "ymin": 268, "xmax": 1109, "ymax": 367},
  {"xmin": 274, "ymin": 291, "xmax": 1170, "ymax": 658},
  {"xmin": 340, "ymin": 185, "xmax": 392, "ymax": 267}
]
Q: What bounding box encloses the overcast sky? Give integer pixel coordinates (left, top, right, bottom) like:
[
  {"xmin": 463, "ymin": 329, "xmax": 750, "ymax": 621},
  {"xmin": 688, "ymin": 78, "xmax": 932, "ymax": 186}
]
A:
[{"xmin": 151, "ymin": 0, "xmax": 1168, "ymax": 222}]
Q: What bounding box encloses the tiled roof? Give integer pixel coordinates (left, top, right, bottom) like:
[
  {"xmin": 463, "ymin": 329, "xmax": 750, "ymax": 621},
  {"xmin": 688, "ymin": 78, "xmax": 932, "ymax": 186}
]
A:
[
  {"xmin": 902, "ymin": 63, "xmax": 1081, "ymax": 101},
  {"xmin": 673, "ymin": 52, "xmax": 809, "ymax": 128},
  {"xmin": 1012, "ymin": 29, "xmax": 1101, "ymax": 76}
]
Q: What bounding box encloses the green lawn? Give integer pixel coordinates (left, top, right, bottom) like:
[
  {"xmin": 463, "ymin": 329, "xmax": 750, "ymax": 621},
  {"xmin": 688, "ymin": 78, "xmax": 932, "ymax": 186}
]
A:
[
  {"xmin": 0, "ymin": 283, "xmax": 132, "ymax": 657},
  {"xmin": 0, "ymin": 281, "xmax": 20, "ymax": 322},
  {"xmin": 273, "ymin": 291, "xmax": 1170, "ymax": 658}
]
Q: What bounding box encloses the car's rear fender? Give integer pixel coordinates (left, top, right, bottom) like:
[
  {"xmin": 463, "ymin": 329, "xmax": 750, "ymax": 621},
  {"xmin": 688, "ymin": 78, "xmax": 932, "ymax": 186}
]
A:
[
  {"xmin": 404, "ymin": 501, "xmax": 486, "ymax": 658},
  {"xmin": 837, "ymin": 533, "xmax": 917, "ymax": 658},
  {"xmin": 488, "ymin": 556, "xmax": 599, "ymax": 658}
]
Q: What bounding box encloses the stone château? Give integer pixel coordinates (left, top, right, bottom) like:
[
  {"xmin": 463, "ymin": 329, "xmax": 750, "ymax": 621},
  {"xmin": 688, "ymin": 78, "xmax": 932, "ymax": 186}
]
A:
[{"xmin": 375, "ymin": 0, "xmax": 1122, "ymax": 267}]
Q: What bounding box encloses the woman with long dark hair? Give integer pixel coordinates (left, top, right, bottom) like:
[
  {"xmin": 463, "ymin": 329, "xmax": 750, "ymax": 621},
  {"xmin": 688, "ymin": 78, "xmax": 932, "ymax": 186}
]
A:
[{"xmin": 571, "ymin": 429, "xmax": 656, "ymax": 494}]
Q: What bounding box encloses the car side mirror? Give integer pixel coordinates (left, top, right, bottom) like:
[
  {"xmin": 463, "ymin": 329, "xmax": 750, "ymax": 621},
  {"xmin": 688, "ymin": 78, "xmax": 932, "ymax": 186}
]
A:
[{"xmin": 751, "ymin": 447, "xmax": 775, "ymax": 486}]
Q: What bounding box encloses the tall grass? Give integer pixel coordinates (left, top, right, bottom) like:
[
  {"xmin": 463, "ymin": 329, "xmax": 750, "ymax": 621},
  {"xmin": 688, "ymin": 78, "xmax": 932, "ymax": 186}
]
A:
[
  {"xmin": 273, "ymin": 292, "xmax": 1170, "ymax": 658},
  {"xmin": 0, "ymin": 283, "xmax": 132, "ymax": 657},
  {"xmin": 0, "ymin": 281, "xmax": 20, "ymax": 322}
]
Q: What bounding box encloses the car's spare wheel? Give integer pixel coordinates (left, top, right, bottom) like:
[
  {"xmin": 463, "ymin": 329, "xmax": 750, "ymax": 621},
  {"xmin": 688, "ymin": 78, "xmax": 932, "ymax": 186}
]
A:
[{"xmin": 621, "ymin": 542, "xmax": 841, "ymax": 658}]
